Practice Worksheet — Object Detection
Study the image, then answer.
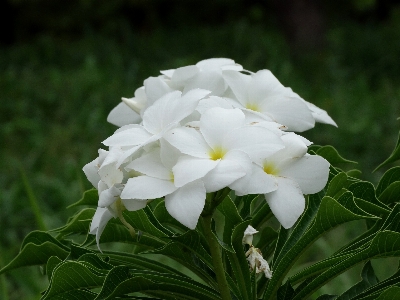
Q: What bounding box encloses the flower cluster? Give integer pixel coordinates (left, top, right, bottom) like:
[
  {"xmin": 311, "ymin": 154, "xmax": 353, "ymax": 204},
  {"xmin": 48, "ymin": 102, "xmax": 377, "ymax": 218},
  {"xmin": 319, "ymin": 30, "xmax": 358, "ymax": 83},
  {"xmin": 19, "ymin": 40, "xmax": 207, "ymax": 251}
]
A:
[{"xmin": 83, "ymin": 58, "xmax": 333, "ymax": 248}]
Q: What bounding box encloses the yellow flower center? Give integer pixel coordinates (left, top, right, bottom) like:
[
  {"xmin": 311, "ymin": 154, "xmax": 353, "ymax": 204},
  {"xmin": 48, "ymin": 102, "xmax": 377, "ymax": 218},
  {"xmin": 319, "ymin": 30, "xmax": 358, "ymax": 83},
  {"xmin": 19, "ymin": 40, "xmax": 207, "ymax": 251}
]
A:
[
  {"xmin": 209, "ymin": 147, "xmax": 226, "ymax": 161},
  {"xmin": 263, "ymin": 162, "xmax": 279, "ymax": 175},
  {"xmin": 169, "ymin": 171, "xmax": 175, "ymax": 183},
  {"xmin": 246, "ymin": 103, "xmax": 260, "ymax": 112}
]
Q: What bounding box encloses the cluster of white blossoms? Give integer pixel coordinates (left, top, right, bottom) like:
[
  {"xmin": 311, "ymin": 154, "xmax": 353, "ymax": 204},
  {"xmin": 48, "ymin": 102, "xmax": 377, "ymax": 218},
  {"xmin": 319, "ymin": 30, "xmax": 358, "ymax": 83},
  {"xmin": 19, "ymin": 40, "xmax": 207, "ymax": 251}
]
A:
[{"xmin": 83, "ymin": 58, "xmax": 334, "ymax": 248}]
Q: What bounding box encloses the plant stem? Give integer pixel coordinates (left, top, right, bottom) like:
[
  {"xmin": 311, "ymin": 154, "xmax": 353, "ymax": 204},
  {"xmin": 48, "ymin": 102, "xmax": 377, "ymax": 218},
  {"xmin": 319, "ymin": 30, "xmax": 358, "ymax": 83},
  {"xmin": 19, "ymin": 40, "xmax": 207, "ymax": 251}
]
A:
[{"xmin": 202, "ymin": 214, "xmax": 231, "ymax": 300}]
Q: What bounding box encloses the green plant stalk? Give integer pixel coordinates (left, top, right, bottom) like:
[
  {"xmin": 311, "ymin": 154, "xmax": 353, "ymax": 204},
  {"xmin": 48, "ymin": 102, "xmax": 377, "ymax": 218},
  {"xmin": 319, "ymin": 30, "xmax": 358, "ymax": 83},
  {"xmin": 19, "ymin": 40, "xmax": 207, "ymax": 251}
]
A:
[
  {"xmin": 19, "ymin": 165, "xmax": 47, "ymax": 231},
  {"xmin": 202, "ymin": 214, "xmax": 232, "ymax": 300},
  {"xmin": 0, "ymin": 252, "xmax": 9, "ymax": 300}
]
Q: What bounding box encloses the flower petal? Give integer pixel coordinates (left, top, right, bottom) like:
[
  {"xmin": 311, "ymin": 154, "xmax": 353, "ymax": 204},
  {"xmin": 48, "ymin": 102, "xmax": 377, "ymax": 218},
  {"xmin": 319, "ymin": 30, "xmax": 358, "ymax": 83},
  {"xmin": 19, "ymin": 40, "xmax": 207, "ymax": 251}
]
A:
[
  {"xmin": 121, "ymin": 176, "xmax": 177, "ymax": 200},
  {"xmin": 164, "ymin": 127, "xmax": 211, "ymax": 158},
  {"xmin": 165, "ymin": 180, "xmax": 206, "ymax": 229},
  {"xmin": 83, "ymin": 157, "xmax": 100, "ymax": 188},
  {"xmin": 196, "ymin": 96, "xmax": 233, "ymax": 114},
  {"xmin": 222, "ymin": 70, "xmax": 251, "ymax": 106},
  {"xmin": 200, "ymin": 107, "xmax": 245, "ymax": 149},
  {"xmin": 230, "ymin": 163, "xmax": 277, "ymax": 196},
  {"xmin": 202, "ymin": 151, "xmax": 248, "ymax": 192},
  {"xmin": 98, "ymin": 185, "xmax": 121, "ymax": 207},
  {"xmin": 305, "ymin": 101, "xmax": 338, "ymax": 127},
  {"xmin": 265, "ymin": 177, "xmax": 305, "ymax": 229},
  {"xmin": 171, "ymin": 65, "xmax": 199, "ymax": 82},
  {"xmin": 260, "ymin": 95, "xmax": 315, "ymax": 132},
  {"xmin": 102, "ymin": 126, "xmax": 152, "ymax": 147},
  {"xmin": 107, "ymin": 102, "xmax": 142, "ymax": 127},
  {"xmin": 279, "ymin": 154, "xmax": 330, "ymax": 195},
  {"xmin": 223, "ymin": 125, "xmax": 284, "ymax": 164},
  {"xmin": 125, "ymin": 148, "xmax": 171, "ymax": 180},
  {"xmin": 173, "ymin": 156, "xmax": 218, "ymax": 187},
  {"xmin": 121, "ymin": 199, "xmax": 148, "ymax": 211},
  {"xmin": 90, "ymin": 207, "xmax": 114, "ymax": 252},
  {"xmin": 143, "ymin": 76, "xmax": 174, "ymax": 105}
]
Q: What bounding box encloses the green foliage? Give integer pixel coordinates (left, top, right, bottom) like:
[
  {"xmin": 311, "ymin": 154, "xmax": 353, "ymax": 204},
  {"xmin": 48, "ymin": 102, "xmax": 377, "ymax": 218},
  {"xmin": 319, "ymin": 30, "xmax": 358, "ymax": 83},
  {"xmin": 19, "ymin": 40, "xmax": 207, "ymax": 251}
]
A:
[{"xmin": 2, "ymin": 141, "xmax": 400, "ymax": 299}]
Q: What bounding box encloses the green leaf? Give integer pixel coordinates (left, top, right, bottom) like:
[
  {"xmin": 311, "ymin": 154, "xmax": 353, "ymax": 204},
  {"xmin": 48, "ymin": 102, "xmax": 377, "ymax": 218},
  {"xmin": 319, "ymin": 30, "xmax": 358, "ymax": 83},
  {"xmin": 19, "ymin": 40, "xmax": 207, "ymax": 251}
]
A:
[
  {"xmin": 45, "ymin": 289, "xmax": 98, "ymax": 300},
  {"xmin": 226, "ymin": 220, "xmax": 252, "ymax": 300},
  {"xmin": 46, "ymin": 256, "xmax": 63, "ymax": 282},
  {"xmin": 348, "ymin": 182, "xmax": 388, "ymax": 210},
  {"xmin": 277, "ymin": 280, "xmax": 294, "ymax": 300},
  {"xmin": 216, "ymin": 195, "xmax": 243, "ymax": 252},
  {"xmin": 376, "ymin": 286, "xmax": 400, "ymax": 299},
  {"xmin": 316, "ymin": 145, "xmax": 357, "ymax": 165},
  {"xmin": 378, "ymin": 181, "xmax": 400, "ymax": 205},
  {"xmin": 53, "ymin": 208, "xmax": 95, "ymax": 238},
  {"xmin": 152, "ymin": 201, "xmax": 187, "ymax": 233},
  {"xmin": 273, "ymin": 190, "xmax": 325, "ymax": 267},
  {"xmin": 352, "ymin": 267, "xmax": 400, "ymax": 299},
  {"xmin": 21, "ymin": 231, "xmax": 69, "ymax": 250},
  {"xmin": 336, "ymin": 261, "xmax": 378, "ymax": 300},
  {"xmin": 292, "ymin": 231, "xmax": 400, "ymax": 300},
  {"xmin": 67, "ymin": 189, "xmax": 98, "ymax": 208},
  {"xmin": 346, "ymin": 169, "xmax": 362, "ymax": 179},
  {"xmin": 264, "ymin": 196, "xmax": 375, "ymax": 299},
  {"xmin": 77, "ymin": 254, "xmax": 113, "ymax": 272},
  {"xmin": 0, "ymin": 241, "xmax": 69, "ymax": 274},
  {"xmin": 374, "ymin": 130, "xmax": 400, "ymax": 172},
  {"xmin": 123, "ymin": 210, "xmax": 169, "ymax": 238},
  {"xmin": 42, "ymin": 260, "xmax": 105, "ymax": 299},
  {"xmin": 376, "ymin": 167, "xmax": 400, "ymax": 197},
  {"xmin": 316, "ymin": 295, "xmax": 337, "ymax": 300},
  {"xmin": 326, "ymin": 172, "xmax": 349, "ymax": 198}
]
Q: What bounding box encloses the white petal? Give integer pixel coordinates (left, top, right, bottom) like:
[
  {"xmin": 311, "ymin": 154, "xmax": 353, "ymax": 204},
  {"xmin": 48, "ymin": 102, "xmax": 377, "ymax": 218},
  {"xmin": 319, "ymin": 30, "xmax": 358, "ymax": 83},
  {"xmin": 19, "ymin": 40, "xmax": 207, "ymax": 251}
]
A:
[
  {"xmin": 196, "ymin": 96, "xmax": 233, "ymax": 114},
  {"xmin": 265, "ymin": 177, "xmax": 305, "ymax": 229},
  {"xmin": 83, "ymin": 157, "xmax": 100, "ymax": 188},
  {"xmin": 98, "ymin": 162, "xmax": 123, "ymax": 188},
  {"xmin": 125, "ymin": 148, "xmax": 171, "ymax": 180},
  {"xmin": 279, "ymin": 154, "xmax": 330, "ymax": 195},
  {"xmin": 202, "ymin": 152, "xmax": 247, "ymax": 192},
  {"xmin": 121, "ymin": 198, "xmax": 148, "ymax": 211},
  {"xmin": 230, "ymin": 164, "xmax": 277, "ymax": 196},
  {"xmin": 248, "ymin": 70, "xmax": 286, "ymax": 103},
  {"xmin": 142, "ymin": 91, "xmax": 182, "ymax": 134},
  {"xmin": 305, "ymin": 101, "xmax": 337, "ymax": 127},
  {"xmin": 102, "ymin": 126, "xmax": 152, "ymax": 147},
  {"xmin": 98, "ymin": 185, "xmax": 121, "ymax": 207},
  {"xmin": 165, "ymin": 180, "xmax": 206, "ymax": 229},
  {"xmin": 260, "ymin": 96, "xmax": 315, "ymax": 132},
  {"xmin": 173, "ymin": 156, "xmax": 218, "ymax": 187},
  {"xmin": 171, "ymin": 65, "xmax": 199, "ymax": 82},
  {"xmin": 223, "ymin": 125, "xmax": 284, "ymax": 163},
  {"xmin": 107, "ymin": 102, "xmax": 142, "ymax": 127},
  {"xmin": 90, "ymin": 207, "xmax": 114, "ymax": 252},
  {"xmin": 200, "ymin": 107, "xmax": 245, "ymax": 149},
  {"xmin": 223, "ymin": 70, "xmax": 251, "ymax": 105},
  {"xmin": 197, "ymin": 58, "xmax": 236, "ymax": 69},
  {"xmin": 164, "ymin": 127, "xmax": 211, "ymax": 158},
  {"xmin": 183, "ymin": 70, "xmax": 227, "ymax": 96},
  {"xmin": 160, "ymin": 69, "xmax": 175, "ymax": 78},
  {"xmin": 143, "ymin": 76, "xmax": 174, "ymax": 105},
  {"xmin": 160, "ymin": 138, "xmax": 181, "ymax": 170},
  {"xmin": 121, "ymin": 176, "xmax": 177, "ymax": 200}
]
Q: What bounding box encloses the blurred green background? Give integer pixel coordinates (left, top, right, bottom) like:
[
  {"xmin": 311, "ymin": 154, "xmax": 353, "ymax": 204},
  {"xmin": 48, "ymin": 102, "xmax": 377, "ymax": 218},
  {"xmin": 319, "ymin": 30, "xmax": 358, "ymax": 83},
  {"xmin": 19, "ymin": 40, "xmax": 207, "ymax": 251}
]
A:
[{"xmin": 1, "ymin": 0, "xmax": 400, "ymax": 299}]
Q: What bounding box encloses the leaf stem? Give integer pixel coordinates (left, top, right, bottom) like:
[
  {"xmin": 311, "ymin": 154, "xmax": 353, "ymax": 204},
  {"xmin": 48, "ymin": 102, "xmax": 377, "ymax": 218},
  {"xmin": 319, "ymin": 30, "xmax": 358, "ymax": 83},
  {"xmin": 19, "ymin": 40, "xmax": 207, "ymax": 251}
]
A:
[{"xmin": 202, "ymin": 214, "xmax": 232, "ymax": 300}]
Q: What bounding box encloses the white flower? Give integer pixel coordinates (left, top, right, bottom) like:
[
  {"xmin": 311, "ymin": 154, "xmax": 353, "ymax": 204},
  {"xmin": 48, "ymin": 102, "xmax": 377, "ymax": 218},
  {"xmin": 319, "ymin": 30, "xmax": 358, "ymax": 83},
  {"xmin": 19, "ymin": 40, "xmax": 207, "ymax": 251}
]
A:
[
  {"xmin": 121, "ymin": 142, "xmax": 206, "ymax": 229},
  {"xmin": 223, "ymin": 70, "xmax": 316, "ymax": 132},
  {"xmin": 260, "ymin": 133, "xmax": 329, "ymax": 228},
  {"xmin": 246, "ymin": 246, "xmax": 273, "ymax": 279},
  {"xmin": 164, "ymin": 107, "xmax": 284, "ymax": 192},
  {"xmin": 243, "ymin": 225, "xmax": 259, "ymax": 246},
  {"xmin": 103, "ymin": 89, "xmax": 211, "ymax": 166}
]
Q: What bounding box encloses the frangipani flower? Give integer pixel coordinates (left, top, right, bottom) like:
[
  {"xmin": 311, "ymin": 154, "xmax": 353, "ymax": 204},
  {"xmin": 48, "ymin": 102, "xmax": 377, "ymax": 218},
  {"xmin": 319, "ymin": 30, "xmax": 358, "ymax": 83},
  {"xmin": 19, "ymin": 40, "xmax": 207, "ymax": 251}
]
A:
[
  {"xmin": 223, "ymin": 70, "xmax": 316, "ymax": 132},
  {"xmin": 260, "ymin": 133, "xmax": 329, "ymax": 228},
  {"xmin": 165, "ymin": 107, "xmax": 284, "ymax": 192},
  {"xmin": 121, "ymin": 142, "xmax": 206, "ymax": 229},
  {"xmin": 103, "ymin": 89, "xmax": 211, "ymax": 166}
]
